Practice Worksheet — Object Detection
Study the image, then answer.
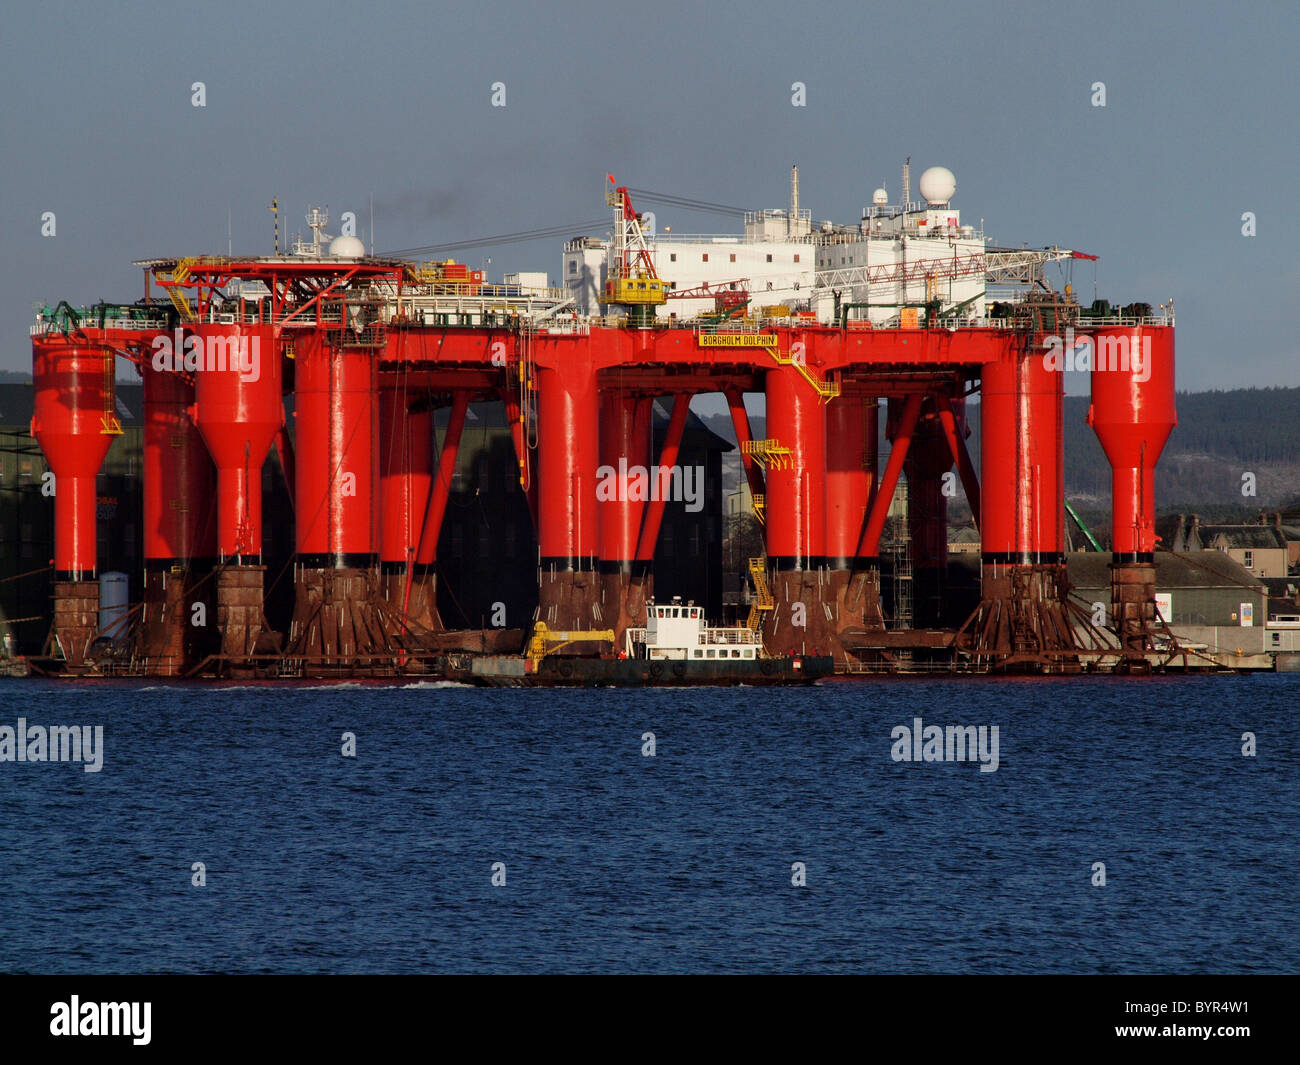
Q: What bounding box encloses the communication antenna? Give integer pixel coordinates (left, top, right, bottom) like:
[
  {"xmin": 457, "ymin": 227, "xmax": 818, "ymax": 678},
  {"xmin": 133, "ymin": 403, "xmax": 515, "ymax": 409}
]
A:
[
  {"xmin": 269, "ymin": 198, "xmax": 279, "ymax": 254},
  {"xmin": 789, "ymin": 164, "xmax": 799, "ymax": 236},
  {"xmin": 902, "ymin": 157, "xmax": 911, "ymax": 213}
]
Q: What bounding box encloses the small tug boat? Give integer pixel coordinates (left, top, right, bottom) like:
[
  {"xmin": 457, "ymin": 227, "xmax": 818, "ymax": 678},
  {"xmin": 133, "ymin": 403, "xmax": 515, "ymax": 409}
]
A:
[{"xmin": 443, "ymin": 596, "xmax": 833, "ymax": 687}]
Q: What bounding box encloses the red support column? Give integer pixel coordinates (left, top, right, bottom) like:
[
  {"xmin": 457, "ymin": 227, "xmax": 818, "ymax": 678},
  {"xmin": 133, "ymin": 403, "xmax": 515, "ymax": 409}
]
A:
[
  {"xmin": 139, "ymin": 350, "xmax": 217, "ymax": 674},
  {"xmin": 190, "ymin": 322, "xmax": 282, "ymax": 665},
  {"xmin": 902, "ymin": 399, "xmax": 954, "ymax": 627},
  {"xmin": 978, "ymin": 351, "xmax": 1066, "ymax": 564},
  {"xmin": 293, "ymin": 332, "xmax": 378, "ymax": 569},
  {"xmin": 598, "ymin": 391, "xmax": 653, "ymax": 638},
  {"xmin": 1088, "ymin": 325, "xmax": 1177, "ymax": 656},
  {"xmin": 31, "ymin": 336, "xmax": 116, "ymax": 666},
  {"xmin": 963, "ymin": 343, "xmax": 1078, "ymax": 670},
  {"xmin": 287, "ymin": 329, "xmax": 384, "ymax": 669},
  {"xmin": 763, "ymin": 368, "xmax": 830, "ymax": 654},
  {"xmin": 825, "ymin": 394, "xmax": 884, "ymax": 656},
  {"xmin": 378, "ymin": 380, "xmax": 435, "ymax": 629},
  {"xmin": 535, "ymin": 362, "xmax": 600, "ymax": 630}
]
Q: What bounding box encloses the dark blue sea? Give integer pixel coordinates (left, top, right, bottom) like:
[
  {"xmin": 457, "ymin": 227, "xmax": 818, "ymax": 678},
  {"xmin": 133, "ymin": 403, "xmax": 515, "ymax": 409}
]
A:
[{"xmin": 1, "ymin": 675, "xmax": 1296, "ymax": 974}]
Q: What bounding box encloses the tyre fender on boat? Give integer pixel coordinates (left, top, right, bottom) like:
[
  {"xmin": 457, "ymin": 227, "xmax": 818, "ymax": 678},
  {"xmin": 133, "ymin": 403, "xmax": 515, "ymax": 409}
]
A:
[
  {"xmin": 649, "ymin": 661, "xmax": 665, "ymax": 680},
  {"xmin": 760, "ymin": 658, "xmax": 777, "ymax": 676},
  {"xmin": 672, "ymin": 661, "xmax": 686, "ymax": 678}
]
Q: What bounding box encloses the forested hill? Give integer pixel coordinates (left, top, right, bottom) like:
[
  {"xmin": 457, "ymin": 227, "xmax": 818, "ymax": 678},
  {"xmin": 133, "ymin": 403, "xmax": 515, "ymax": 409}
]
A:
[{"xmin": 1063, "ymin": 387, "xmax": 1300, "ymax": 510}]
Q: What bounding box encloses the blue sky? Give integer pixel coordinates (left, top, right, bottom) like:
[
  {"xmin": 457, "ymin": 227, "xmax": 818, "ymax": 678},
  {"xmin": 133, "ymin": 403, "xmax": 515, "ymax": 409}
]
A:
[{"xmin": 2, "ymin": 0, "xmax": 1295, "ymax": 392}]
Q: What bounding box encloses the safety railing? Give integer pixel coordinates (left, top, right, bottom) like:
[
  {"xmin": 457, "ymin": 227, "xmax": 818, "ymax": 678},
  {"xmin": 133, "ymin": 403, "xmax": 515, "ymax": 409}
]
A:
[
  {"xmin": 1073, "ymin": 314, "xmax": 1174, "ymax": 328},
  {"xmin": 698, "ymin": 628, "xmax": 761, "ymax": 645},
  {"xmin": 31, "ymin": 316, "xmax": 172, "ymax": 335}
]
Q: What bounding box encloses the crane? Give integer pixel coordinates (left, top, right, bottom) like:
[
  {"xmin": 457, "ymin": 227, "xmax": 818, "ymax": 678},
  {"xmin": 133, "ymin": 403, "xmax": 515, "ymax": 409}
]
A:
[
  {"xmin": 815, "ymin": 246, "xmax": 1095, "ymax": 292},
  {"xmin": 526, "ymin": 623, "xmax": 615, "ymax": 670},
  {"xmin": 603, "ymin": 175, "xmax": 668, "ymax": 326},
  {"xmin": 819, "ymin": 246, "xmax": 1096, "ymax": 326},
  {"xmin": 664, "ymin": 279, "xmax": 752, "ymax": 324}
]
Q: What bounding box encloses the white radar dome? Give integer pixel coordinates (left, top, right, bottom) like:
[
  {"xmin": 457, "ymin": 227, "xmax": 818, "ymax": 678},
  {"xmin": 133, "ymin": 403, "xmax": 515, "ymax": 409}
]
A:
[
  {"xmin": 918, "ymin": 166, "xmax": 956, "ymax": 205},
  {"xmin": 329, "ymin": 235, "xmax": 366, "ymax": 257},
  {"xmin": 872, "ymin": 188, "xmax": 888, "ymax": 205}
]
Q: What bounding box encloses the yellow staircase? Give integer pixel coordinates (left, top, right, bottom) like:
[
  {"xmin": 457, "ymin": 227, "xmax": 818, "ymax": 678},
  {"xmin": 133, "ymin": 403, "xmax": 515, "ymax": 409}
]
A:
[
  {"xmin": 745, "ymin": 557, "xmax": 774, "ymax": 636},
  {"xmin": 764, "ymin": 345, "xmax": 840, "ymax": 401},
  {"xmin": 750, "ymin": 491, "xmax": 765, "ymax": 525},
  {"xmin": 164, "ymin": 257, "xmax": 198, "ymax": 323},
  {"xmin": 740, "ymin": 439, "xmax": 792, "ymax": 471}
]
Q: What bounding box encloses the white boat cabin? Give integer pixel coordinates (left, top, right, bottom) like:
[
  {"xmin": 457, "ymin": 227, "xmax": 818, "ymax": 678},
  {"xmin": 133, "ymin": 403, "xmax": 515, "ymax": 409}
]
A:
[{"xmin": 624, "ymin": 596, "xmax": 763, "ymax": 661}]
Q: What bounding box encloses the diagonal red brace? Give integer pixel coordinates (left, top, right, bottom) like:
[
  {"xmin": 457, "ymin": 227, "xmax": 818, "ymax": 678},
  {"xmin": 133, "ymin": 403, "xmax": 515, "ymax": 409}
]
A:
[
  {"xmin": 415, "ymin": 391, "xmax": 470, "ymax": 566},
  {"xmin": 500, "ymin": 387, "xmax": 537, "ymax": 529},
  {"xmin": 634, "ymin": 394, "xmax": 690, "ymax": 563},
  {"xmin": 855, "ymin": 392, "xmax": 923, "ymax": 558},
  {"xmin": 272, "ymin": 422, "xmax": 295, "ymax": 508},
  {"xmin": 724, "ymin": 385, "xmax": 765, "ymax": 504},
  {"xmin": 936, "ymin": 395, "xmax": 980, "ymax": 530}
]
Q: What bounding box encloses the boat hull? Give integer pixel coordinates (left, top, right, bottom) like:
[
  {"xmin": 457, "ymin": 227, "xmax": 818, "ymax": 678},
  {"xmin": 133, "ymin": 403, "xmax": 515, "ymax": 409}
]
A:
[{"xmin": 443, "ymin": 654, "xmax": 833, "ymax": 687}]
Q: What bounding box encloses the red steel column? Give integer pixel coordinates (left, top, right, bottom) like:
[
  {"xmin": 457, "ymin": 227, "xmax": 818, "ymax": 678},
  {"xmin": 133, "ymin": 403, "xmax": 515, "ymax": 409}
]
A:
[
  {"xmin": 1088, "ymin": 324, "xmax": 1177, "ymax": 653},
  {"xmin": 764, "ymin": 368, "xmax": 826, "ymax": 569},
  {"xmin": 980, "ymin": 351, "xmax": 1064, "ymax": 565},
  {"xmin": 970, "ymin": 343, "xmax": 1075, "ymax": 667},
  {"xmin": 825, "ymin": 394, "xmax": 884, "ymax": 644},
  {"xmin": 139, "ymin": 349, "xmax": 217, "ymax": 674},
  {"xmin": 379, "ymin": 380, "xmax": 435, "ymax": 628},
  {"xmin": 826, "ymin": 396, "xmax": 872, "ymax": 569},
  {"xmin": 287, "ymin": 328, "xmax": 387, "ymax": 667},
  {"xmin": 598, "ymin": 391, "xmax": 653, "ymax": 637},
  {"xmin": 535, "ymin": 361, "xmax": 600, "ymax": 630},
  {"xmin": 193, "ymin": 323, "xmax": 281, "ymax": 562},
  {"xmin": 902, "ymin": 399, "xmax": 954, "ymax": 626},
  {"xmin": 31, "ymin": 335, "xmax": 115, "ymax": 665},
  {"xmin": 763, "ymin": 366, "xmax": 829, "ymax": 654},
  {"xmin": 192, "ymin": 322, "xmax": 282, "ymax": 663},
  {"xmin": 980, "ymin": 357, "xmax": 1018, "ymax": 563},
  {"xmin": 293, "ymin": 331, "xmax": 378, "ymax": 569}
]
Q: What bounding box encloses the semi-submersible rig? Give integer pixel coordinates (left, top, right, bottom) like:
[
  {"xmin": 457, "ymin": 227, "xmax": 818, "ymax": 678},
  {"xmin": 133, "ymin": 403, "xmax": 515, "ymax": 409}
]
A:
[{"xmin": 26, "ymin": 165, "xmax": 1178, "ymax": 679}]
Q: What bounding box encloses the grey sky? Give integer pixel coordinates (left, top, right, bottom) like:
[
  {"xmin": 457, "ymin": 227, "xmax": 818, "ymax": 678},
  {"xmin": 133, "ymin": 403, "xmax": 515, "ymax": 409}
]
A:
[{"xmin": 3, "ymin": 0, "xmax": 1295, "ymax": 393}]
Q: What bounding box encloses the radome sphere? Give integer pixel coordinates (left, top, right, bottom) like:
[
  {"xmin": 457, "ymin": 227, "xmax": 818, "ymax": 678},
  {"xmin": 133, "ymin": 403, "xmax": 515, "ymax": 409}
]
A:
[{"xmin": 918, "ymin": 167, "xmax": 956, "ymax": 205}]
